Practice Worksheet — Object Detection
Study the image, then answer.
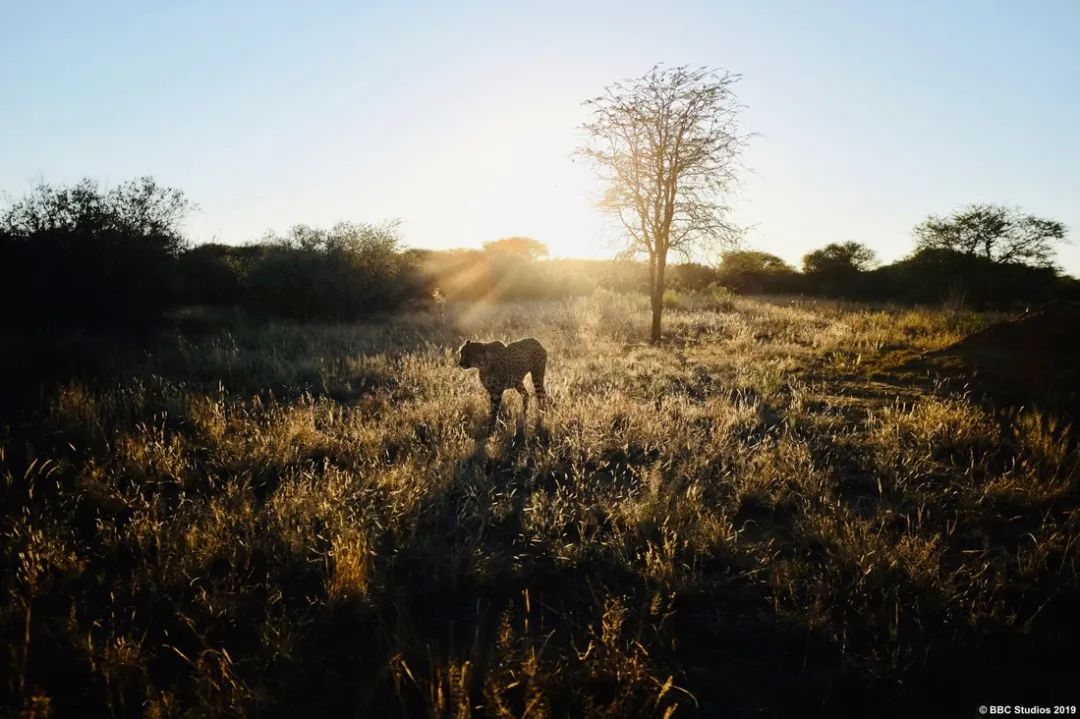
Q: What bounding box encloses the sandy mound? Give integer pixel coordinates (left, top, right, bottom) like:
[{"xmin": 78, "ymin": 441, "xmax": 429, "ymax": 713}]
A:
[{"xmin": 912, "ymin": 303, "xmax": 1080, "ymax": 416}]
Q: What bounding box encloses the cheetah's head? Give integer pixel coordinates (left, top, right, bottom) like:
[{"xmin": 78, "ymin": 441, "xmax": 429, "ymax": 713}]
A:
[{"xmin": 458, "ymin": 341, "xmax": 485, "ymax": 370}]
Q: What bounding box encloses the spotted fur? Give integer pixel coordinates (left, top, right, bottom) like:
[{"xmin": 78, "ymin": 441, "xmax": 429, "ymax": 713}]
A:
[{"xmin": 458, "ymin": 337, "xmax": 547, "ymax": 428}]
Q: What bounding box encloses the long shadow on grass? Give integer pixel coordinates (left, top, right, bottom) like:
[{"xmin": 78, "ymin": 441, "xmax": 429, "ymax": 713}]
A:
[
  {"xmin": 273, "ymin": 429, "xmax": 893, "ymax": 718},
  {"xmin": 793, "ymin": 376, "xmax": 1080, "ymax": 714}
]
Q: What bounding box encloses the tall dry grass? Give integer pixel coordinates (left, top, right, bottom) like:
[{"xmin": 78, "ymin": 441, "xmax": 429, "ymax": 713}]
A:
[{"xmin": 2, "ymin": 292, "xmax": 1076, "ymax": 717}]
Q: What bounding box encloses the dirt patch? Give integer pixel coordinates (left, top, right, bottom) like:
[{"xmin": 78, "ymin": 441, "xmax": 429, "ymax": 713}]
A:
[{"xmin": 903, "ymin": 302, "xmax": 1080, "ymax": 417}]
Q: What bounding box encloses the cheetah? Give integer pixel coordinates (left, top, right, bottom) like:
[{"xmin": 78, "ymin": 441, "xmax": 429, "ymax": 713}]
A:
[{"xmin": 458, "ymin": 337, "xmax": 547, "ymax": 429}]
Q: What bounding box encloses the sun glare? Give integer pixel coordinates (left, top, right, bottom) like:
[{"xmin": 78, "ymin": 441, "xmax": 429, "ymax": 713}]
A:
[{"xmin": 406, "ymin": 95, "xmax": 611, "ymax": 259}]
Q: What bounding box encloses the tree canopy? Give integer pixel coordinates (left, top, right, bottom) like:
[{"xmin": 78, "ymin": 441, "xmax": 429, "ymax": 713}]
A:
[
  {"xmin": 913, "ymin": 203, "xmax": 1066, "ymax": 268},
  {"xmin": 482, "ymin": 236, "xmax": 549, "ymax": 262},
  {"xmin": 720, "ymin": 250, "xmax": 795, "ymax": 275},
  {"xmin": 717, "ymin": 250, "xmax": 799, "ymax": 294},
  {"xmin": 802, "ymin": 242, "xmax": 877, "ymax": 275},
  {"xmin": 1, "ymin": 176, "xmax": 192, "ymax": 253}
]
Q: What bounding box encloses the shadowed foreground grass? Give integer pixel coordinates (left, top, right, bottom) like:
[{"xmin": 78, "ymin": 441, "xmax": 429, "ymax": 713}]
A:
[{"xmin": 3, "ymin": 291, "xmax": 1078, "ymax": 717}]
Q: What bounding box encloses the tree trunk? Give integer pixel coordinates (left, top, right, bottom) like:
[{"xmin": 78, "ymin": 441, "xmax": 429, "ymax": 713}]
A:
[
  {"xmin": 650, "ymin": 251, "xmax": 667, "ymax": 344},
  {"xmin": 650, "ymin": 288, "xmax": 662, "ymax": 343}
]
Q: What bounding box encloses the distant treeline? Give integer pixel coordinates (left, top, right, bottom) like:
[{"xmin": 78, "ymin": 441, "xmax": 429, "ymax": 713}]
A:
[
  {"xmin": 711, "ymin": 244, "xmax": 1080, "ymax": 307},
  {"xmin": 1, "ymin": 178, "xmax": 1075, "ymax": 329}
]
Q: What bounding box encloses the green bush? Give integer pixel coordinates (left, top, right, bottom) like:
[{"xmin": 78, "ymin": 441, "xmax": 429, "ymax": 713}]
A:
[
  {"xmin": 662, "ymin": 285, "xmax": 735, "ymax": 312},
  {"xmin": 242, "ymin": 222, "xmax": 421, "ymax": 320}
]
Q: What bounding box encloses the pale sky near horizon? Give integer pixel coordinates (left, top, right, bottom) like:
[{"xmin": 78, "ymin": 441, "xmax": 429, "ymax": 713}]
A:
[{"xmin": 3, "ymin": 1, "xmax": 1079, "ymax": 273}]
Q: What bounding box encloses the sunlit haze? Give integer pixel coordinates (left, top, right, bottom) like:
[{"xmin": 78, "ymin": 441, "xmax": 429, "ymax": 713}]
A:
[{"xmin": 3, "ymin": 1, "xmax": 1079, "ymax": 272}]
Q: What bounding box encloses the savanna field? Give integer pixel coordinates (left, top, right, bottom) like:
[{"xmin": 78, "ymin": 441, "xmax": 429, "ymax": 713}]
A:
[{"xmin": 3, "ymin": 291, "xmax": 1079, "ymax": 717}]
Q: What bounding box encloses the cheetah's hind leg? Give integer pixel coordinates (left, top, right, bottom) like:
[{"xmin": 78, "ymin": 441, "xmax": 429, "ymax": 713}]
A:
[
  {"xmin": 487, "ymin": 388, "xmax": 504, "ymax": 435},
  {"xmin": 516, "ymin": 383, "xmax": 530, "ymax": 419},
  {"xmin": 532, "ymin": 364, "xmax": 547, "ymax": 415}
]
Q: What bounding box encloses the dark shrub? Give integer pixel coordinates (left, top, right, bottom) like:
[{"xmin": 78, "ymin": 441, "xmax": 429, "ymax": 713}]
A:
[
  {"xmin": 0, "ymin": 178, "xmax": 189, "ymax": 328},
  {"xmin": 177, "ymin": 243, "xmax": 263, "ymax": 306},
  {"xmin": 801, "ymin": 242, "xmax": 877, "ymax": 297},
  {"xmin": 871, "ymin": 248, "xmax": 1061, "ymax": 308},
  {"xmin": 717, "ymin": 250, "xmax": 801, "ymax": 294}
]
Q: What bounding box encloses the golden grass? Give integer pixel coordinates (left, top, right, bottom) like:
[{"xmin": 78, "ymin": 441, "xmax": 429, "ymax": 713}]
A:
[{"xmin": 2, "ymin": 291, "xmax": 1077, "ymax": 716}]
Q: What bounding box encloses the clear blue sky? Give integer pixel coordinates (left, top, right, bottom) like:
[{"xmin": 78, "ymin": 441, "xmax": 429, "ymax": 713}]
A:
[{"xmin": 3, "ymin": 0, "xmax": 1079, "ymax": 273}]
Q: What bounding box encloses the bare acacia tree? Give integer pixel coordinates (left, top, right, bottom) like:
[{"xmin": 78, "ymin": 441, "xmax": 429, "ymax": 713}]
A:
[{"xmin": 579, "ymin": 65, "xmax": 748, "ymax": 343}]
